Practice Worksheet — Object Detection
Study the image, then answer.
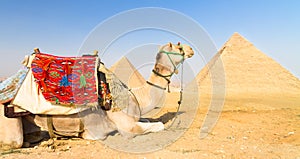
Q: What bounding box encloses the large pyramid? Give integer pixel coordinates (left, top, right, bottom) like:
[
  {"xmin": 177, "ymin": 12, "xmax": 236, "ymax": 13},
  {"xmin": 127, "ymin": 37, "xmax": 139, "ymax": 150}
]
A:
[
  {"xmin": 110, "ymin": 57, "xmax": 145, "ymax": 88},
  {"xmin": 198, "ymin": 32, "xmax": 300, "ymax": 97}
]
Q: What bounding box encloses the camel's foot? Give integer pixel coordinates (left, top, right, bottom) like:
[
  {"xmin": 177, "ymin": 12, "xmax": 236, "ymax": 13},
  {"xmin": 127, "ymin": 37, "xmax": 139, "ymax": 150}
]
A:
[
  {"xmin": 81, "ymin": 131, "xmax": 108, "ymax": 140},
  {"xmin": 136, "ymin": 121, "xmax": 164, "ymax": 134}
]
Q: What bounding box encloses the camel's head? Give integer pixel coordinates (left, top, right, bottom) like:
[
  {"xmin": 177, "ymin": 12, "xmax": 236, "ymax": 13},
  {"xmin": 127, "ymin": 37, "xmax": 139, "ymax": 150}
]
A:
[{"xmin": 154, "ymin": 42, "xmax": 194, "ymax": 76}]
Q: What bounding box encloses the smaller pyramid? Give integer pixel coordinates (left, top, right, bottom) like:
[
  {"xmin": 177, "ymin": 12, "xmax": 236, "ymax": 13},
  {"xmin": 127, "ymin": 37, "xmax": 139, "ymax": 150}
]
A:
[{"xmin": 110, "ymin": 57, "xmax": 145, "ymax": 88}]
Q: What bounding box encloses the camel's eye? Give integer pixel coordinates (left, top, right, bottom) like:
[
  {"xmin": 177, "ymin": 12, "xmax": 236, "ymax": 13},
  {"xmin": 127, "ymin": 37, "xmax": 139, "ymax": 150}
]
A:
[{"xmin": 155, "ymin": 68, "xmax": 159, "ymax": 72}]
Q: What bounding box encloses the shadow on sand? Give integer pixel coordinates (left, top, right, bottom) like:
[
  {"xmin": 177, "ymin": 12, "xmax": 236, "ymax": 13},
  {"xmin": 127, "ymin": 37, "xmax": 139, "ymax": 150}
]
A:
[{"xmin": 139, "ymin": 111, "xmax": 185, "ymax": 124}]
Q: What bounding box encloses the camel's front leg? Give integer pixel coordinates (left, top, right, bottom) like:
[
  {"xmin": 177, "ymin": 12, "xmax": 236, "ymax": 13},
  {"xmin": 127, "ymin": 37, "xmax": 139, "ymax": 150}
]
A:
[
  {"xmin": 135, "ymin": 121, "xmax": 164, "ymax": 134},
  {"xmin": 107, "ymin": 111, "xmax": 164, "ymax": 138}
]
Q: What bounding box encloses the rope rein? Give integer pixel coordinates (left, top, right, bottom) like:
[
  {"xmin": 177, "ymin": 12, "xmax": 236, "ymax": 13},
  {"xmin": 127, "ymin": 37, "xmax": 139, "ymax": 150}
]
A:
[
  {"xmin": 145, "ymin": 47, "xmax": 185, "ymax": 129},
  {"xmin": 165, "ymin": 61, "xmax": 184, "ymax": 130}
]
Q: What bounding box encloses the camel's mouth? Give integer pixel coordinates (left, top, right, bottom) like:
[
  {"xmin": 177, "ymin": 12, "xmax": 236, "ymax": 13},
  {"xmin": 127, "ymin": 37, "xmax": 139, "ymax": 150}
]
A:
[
  {"xmin": 188, "ymin": 54, "xmax": 193, "ymax": 58},
  {"xmin": 184, "ymin": 49, "xmax": 194, "ymax": 59},
  {"xmin": 185, "ymin": 53, "xmax": 194, "ymax": 58}
]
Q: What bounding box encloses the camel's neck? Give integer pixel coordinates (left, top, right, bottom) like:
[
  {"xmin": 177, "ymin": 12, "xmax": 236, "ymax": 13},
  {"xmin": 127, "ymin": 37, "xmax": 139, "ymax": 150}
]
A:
[
  {"xmin": 147, "ymin": 71, "xmax": 170, "ymax": 90},
  {"xmin": 129, "ymin": 72, "xmax": 170, "ymax": 116}
]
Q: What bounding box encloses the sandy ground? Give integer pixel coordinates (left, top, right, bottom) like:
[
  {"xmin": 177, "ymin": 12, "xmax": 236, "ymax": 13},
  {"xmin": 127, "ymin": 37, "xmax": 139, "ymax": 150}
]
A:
[{"xmin": 1, "ymin": 92, "xmax": 299, "ymax": 159}]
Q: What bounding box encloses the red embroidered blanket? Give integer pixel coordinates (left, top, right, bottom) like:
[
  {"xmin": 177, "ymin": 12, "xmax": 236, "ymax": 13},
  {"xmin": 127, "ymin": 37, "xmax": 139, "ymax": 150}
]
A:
[{"xmin": 31, "ymin": 53, "xmax": 98, "ymax": 106}]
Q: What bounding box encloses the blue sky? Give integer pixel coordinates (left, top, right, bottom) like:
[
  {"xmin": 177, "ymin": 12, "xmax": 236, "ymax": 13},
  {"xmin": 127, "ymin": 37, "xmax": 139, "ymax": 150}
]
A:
[{"xmin": 0, "ymin": 0, "xmax": 299, "ymax": 79}]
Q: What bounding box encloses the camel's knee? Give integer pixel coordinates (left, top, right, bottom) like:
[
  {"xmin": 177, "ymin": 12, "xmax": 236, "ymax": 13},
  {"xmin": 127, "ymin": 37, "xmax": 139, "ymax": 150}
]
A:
[{"xmin": 130, "ymin": 124, "xmax": 144, "ymax": 134}]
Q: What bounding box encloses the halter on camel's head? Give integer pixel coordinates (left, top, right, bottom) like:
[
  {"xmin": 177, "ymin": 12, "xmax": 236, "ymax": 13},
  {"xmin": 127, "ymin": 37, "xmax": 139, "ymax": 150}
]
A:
[
  {"xmin": 149, "ymin": 42, "xmax": 194, "ymax": 92},
  {"xmin": 154, "ymin": 42, "xmax": 194, "ymax": 77}
]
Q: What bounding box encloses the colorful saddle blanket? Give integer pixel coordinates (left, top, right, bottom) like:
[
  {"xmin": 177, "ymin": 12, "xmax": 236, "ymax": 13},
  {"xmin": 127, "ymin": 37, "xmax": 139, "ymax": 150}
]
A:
[
  {"xmin": 0, "ymin": 68, "xmax": 27, "ymax": 103},
  {"xmin": 31, "ymin": 53, "xmax": 98, "ymax": 106}
]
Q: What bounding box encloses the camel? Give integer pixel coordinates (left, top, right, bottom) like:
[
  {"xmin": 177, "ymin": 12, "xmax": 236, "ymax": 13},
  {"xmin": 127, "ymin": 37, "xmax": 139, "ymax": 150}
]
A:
[{"xmin": 1, "ymin": 42, "xmax": 194, "ymax": 148}]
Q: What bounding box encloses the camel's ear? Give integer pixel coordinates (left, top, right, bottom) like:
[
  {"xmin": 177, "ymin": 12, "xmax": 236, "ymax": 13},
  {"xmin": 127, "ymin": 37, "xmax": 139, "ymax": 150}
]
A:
[
  {"xmin": 34, "ymin": 48, "xmax": 40, "ymax": 54},
  {"xmin": 177, "ymin": 42, "xmax": 181, "ymax": 46},
  {"xmin": 168, "ymin": 42, "xmax": 172, "ymax": 47},
  {"xmin": 93, "ymin": 50, "xmax": 98, "ymax": 56}
]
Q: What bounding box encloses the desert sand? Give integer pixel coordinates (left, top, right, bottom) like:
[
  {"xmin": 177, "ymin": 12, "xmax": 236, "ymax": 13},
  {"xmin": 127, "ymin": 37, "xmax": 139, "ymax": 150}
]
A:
[{"xmin": 1, "ymin": 93, "xmax": 299, "ymax": 159}]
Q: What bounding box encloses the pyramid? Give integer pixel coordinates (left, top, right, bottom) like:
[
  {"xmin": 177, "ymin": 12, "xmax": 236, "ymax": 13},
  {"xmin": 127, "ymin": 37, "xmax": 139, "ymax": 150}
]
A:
[
  {"xmin": 110, "ymin": 57, "xmax": 145, "ymax": 88},
  {"xmin": 197, "ymin": 32, "xmax": 300, "ymax": 97}
]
